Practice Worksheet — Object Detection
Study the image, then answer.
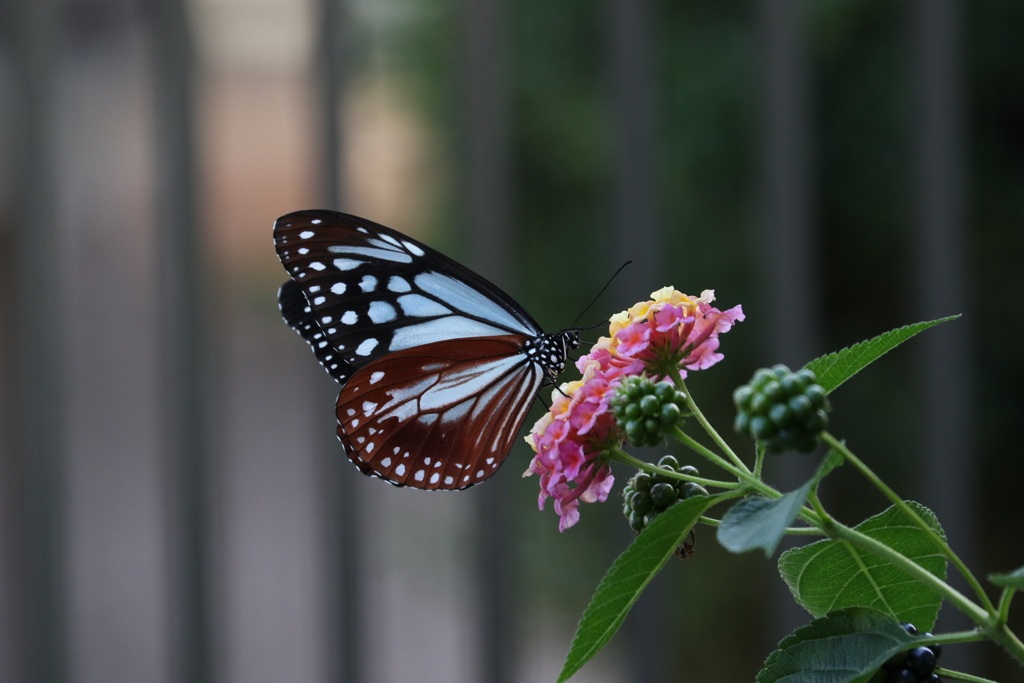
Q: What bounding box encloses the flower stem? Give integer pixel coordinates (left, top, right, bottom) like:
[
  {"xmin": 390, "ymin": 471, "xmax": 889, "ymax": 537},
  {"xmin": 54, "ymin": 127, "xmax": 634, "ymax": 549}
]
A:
[
  {"xmin": 933, "ymin": 668, "xmax": 999, "ymax": 683},
  {"xmin": 668, "ymin": 368, "xmax": 751, "ymax": 474},
  {"xmin": 607, "ymin": 447, "xmax": 740, "ymax": 489},
  {"xmin": 998, "ymin": 586, "xmax": 1015, "ymax": 626},
  {"xmin": 822, "ymin": 433, "xmax": 996, "ymax": 616},
  {"xmin": 668, "ymin": 427, "xmax": 783, "ymax": 500},
  {"xmin": 754, "ymin": 443, "xmax": 766, "ymax": 479}
]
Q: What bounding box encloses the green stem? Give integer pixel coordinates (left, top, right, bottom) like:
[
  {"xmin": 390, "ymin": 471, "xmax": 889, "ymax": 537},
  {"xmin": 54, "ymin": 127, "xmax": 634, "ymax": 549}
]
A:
[
  {"xmin": 998, "ymin": 586, "xmax": 1015, "ymax": 625},
  {"xmin": 754, "ymin": 443, "xmax": 766, "ymax": 479},
  {"xmin": 934, "ymin": 668, "xmax": 999, "ymax": 683},
  {"xmin": 822, "ymin": 433, "xmax": 997, "ymax": 615},
  {"xmin": 668, "ymin": 428, "xmax": 785, "ymax": 502},
  {"xmin": 607, "ymin": 447, "xmax": 739, "ymax": 489},
  {"xmin": 922, "ymin": 630, "xmax": 987, "ymax": 647},
  {"xmin": 668, "ymin": 368, "xmax": 751, "ymax": 474}
]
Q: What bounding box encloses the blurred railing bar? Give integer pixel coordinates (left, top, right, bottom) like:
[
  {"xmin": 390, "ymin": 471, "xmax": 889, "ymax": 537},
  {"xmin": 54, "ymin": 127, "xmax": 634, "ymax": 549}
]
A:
[
  {"xmin": 911, "ymin": 0, "xmax": 976, "ymax": 669},
  {"xmin": 315, "ymin": 1, "xmax": 363, "ymax": 681},
  {"xmin": 757, "ymin": 0, "xmax": 822, "ymax": 645},
  {"xmin": 461, "ymin": 0, "xmax": 517, "ymax": 681},
  {"xmin": 149, "ymin": 1, "xmax": 213, "ymax": 681},
  {"xmin": 8, "ymin": 0, "xmax": 67, "ymax": 681},
  {"xmin": 606, "ymin": 0, "xmax": 668, "ymax": 680}
]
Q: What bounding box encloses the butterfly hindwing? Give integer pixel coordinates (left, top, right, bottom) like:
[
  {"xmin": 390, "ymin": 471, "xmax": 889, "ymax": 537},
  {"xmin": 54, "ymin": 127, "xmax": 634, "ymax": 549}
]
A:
[
  {"xmin": 274, "ymin": 210, "xmax": 542, "ymax": 379},
  {"xmin": 336, "ymin": 335, "xmax": 545, "ymax": 490}
]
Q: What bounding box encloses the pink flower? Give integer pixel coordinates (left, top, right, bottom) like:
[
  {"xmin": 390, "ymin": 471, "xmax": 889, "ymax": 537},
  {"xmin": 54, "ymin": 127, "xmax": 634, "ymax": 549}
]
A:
[
  {"xmin": 525, "ymin": 286, "xmax": 742, "ymax": 531},
  {"xmin": 524, "ymin": 363, "xmax": 622, "ymax": 531},
  {"xmin": 604, "ymin": 287, "xmax": 744, "ymax": 380}
]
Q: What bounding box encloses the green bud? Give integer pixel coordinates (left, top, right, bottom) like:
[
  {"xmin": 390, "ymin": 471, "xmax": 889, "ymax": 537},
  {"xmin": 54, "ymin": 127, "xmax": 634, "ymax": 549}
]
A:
[
  {"xmin": 749, "ymin": 415, "xmax": 774, "ymax": 439},
  {"xmin": 625, "ymin": 402, "xmax": 642, "ymax": 420},
  {"xmin": 640, "ymin": 394, "xmax": 661, "ymax": 417},
  {"xmin": 768, "ymin": 403, "xmax": 794, "ymax": 428},
  {"xmin": 659, "ymin": 402, "xmax": 682, "ymax": 427},
  {"xmin": 733, "ymin": 385, "xmax": 754, "ymax": 410},
  {"xmin": 654, "ymin": 382, "xmax": 676, "ymax": 403},
  {"xmin": 751, "ymin": 368, "xmax": 775, "ymax": 391}
]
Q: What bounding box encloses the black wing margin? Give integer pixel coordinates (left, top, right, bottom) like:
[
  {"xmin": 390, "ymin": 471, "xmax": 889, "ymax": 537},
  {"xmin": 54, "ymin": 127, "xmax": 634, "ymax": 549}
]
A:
[{"xmin": 278, "ymin": 278, "xmax": 353, "ymax": 383}]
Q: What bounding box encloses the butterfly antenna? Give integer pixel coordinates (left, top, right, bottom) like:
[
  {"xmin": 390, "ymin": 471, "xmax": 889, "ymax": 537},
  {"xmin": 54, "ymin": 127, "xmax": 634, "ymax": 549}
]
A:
[{"xmin": 569, "ymin": 261, "xmax": 633, "ymax": 330}]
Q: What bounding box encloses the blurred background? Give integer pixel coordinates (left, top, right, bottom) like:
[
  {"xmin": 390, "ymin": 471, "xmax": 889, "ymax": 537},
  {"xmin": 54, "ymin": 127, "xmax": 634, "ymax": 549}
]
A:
[{"xmin": 1, "ymin": 0, "xmax": 1022, "ymax": 681}]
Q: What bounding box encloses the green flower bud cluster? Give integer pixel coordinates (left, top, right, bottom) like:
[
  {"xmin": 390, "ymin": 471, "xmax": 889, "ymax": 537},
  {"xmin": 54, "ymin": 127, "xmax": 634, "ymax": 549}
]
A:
[
  {"xmin": 609, "ymin": 376, "xmax": 688, "ymax": 447},
  {"xmin": 621, "ymin": 455, "xmax": 708, "ymax": 532},
  {"xmin": 732, "ymin": 364, "xmax": 830, "ymax": 453}
]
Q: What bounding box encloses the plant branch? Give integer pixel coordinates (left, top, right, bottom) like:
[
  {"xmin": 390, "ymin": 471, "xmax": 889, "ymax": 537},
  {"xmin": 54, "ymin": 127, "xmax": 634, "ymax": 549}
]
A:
[
  {"xmin": 822, "ymin": 433, "xmax": 996, "ymax": 615},
  {"xmin": 669, "ymin": 368, "xmax": 751, "ymax": 474}
]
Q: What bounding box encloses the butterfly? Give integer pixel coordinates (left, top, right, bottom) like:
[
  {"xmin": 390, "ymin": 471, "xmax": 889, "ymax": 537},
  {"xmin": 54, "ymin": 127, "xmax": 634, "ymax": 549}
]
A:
[{"xmin": 274, "ymin": 210, "xmax": 579, "ymax": 490}]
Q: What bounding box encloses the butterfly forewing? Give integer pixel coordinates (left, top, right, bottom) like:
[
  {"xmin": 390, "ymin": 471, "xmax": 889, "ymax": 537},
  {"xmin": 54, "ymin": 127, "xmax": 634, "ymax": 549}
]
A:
[
  {"xmin": 278, "ymin": 278, "xmax": 353, "ymax": 382},
  {"xmin": 274, "ymin": 210, "xmax": 542, "ymax": 377},
  {"xmin": 336, "ymin": 336, "xmax": 545, "ymax": 490}
]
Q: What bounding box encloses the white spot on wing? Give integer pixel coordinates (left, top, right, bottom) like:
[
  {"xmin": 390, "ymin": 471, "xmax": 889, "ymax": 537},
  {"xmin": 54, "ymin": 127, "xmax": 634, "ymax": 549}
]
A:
[
  {"xmin": 414, "ymin": 272, "xmax": 532, "ymax": 334},
  {"xmin": 397, "ymin": 294, "xmax": 452, "ymax": 318},
  {"xmin": 299, "ymin": 231, "xmax": 314, "ymax": 239},
  {"xmin": 311, "ymin": 219, "xmax": 322, "ymax": 224},
  {"xmin": 309, "ymin": 261, "xmax": 326, "ymax": 271},
  {"xmin": 403, "ymin": 240, "xmax": 425, "ymax": 256},
  {"xmin": 430, "ymin": 473, "xmax": 440, "ymax": 484},
  {"xmin": 341, "ymin": 311, "xmax": 357, "ymax": 324},
  {"xmin": 381, "ymin": 457, "xmax": 392, "ymax": 467},
  {"xmin": 420, "ymin": 356, "xmax": 523, "ymax": 411},
  {"xmin": 368, "ymin": 301, "xmax": 396, "ymax": 323},
  {"xmin": 331, "ymin": 282, "xmax": 346, "ymax": 295},
  {"xmin": 370, "ymin": 371, "xmax": 385, "ymax": 384},
  {"xmin": 362, "ymin": 401, "xmax": 378, "ymax": 416},
  {"xmin": 389, "ymin": 317, "xmax": 510, "ymax": 351},
  {"xmin": 359, "ymin": 275, "xmax": 377, "ymax": 293},
  {"xmin": 333, "ymin": 258, "xmax": 362, "ymax": 271},
  {"xmin": 414, "ymin": 470, "xmax": 425, "ymax": 481},
  {"xmin": 395, "ymin": 464, "xmax": 406, "ymax": 476},
  {"xmin": 313, "ymin": 296, "xmax": 326, "ymax": 305},
  {"xmin": 387, "ymin": 276, "xmax": 411, "ymax": 293},
  {"xmin": 328, "ymin": 245, "xmax": 412, "ymax": 263},
  {"xmin": 444, "ymin": 476, "xmax": 454, "ymax": 485},
  {"xmin": 356, "ymin": 338, "xmax": 378, "ymax": 356}
]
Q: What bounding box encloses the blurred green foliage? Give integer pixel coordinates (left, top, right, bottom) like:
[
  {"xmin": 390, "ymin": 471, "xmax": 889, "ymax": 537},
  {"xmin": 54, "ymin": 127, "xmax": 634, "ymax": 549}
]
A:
[{"xmin": 350, "ymin": 0, "xmax": 1024, "ymax": 678}]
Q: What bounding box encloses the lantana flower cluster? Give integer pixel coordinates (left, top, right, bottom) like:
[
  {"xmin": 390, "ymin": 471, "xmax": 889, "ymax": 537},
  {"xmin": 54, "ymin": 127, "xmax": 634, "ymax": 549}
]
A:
[{"xmin": 525, "ymin": 287, "xmax": 744, "ymax": 531}]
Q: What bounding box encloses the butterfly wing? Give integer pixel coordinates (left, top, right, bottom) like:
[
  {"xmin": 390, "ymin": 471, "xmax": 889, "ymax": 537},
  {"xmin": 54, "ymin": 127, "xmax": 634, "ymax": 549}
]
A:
[
  {"xmin": 274, "ymin": 210, "xmax": 542, "ymax": 380},
  {"xmin": 336, "ymin": 335, "xmax": 545, "ymax": 490},
  {"xmin": 278, "ymin": 278, "xmax": 353, "ymax": 382}
]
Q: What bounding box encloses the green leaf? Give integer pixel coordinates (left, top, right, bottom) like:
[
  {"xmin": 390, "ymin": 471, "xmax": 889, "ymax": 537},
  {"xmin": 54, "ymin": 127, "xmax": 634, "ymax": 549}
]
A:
[
  {"xmin": 557, "ymin": 494, "xmax": 720, "ymax": 682},
  {"xmin": 717, "ymin": 451, "xmax": 840, "ymax": 557},
  {"xmin": 988, "ymin": 565, "xmax": 1024, "ymax": 589},
  {"xmin": 756, "ymin": 607, "xmax": 919, "ymax": 683},
  {"xmin": 778, "ymin": 502, "xmax": 948, "ymax": 631},
  {"xmin": 717, "ymin": 482, "xmax": 814, "ymax": 557},
  {"xmin": 804, "ymin": 316, "xmax": 959, "ymax": 393}
]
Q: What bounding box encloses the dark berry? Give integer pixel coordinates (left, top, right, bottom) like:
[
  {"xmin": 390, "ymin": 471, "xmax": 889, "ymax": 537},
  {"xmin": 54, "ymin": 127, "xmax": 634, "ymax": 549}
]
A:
[
  {"xmin": 680, "ymin": 482, "xmax": 708, "ymax": 499},
  {"xmin": 625, "ymin": 403, "xmax": 642, "ymax": 420},
  {"xmin": 657, "ymin": 455, "xmax": 680, "ymax": 470},
  {"xmin": 780, "ymin": 373, "xmax": 805, "ymax": 397},
  {"xmin": 633, "ymin": 473, "xmax": 652, "ymax": 492},
  {"xmin": 650, "ymin": 483, "xmax": 677, "ymax": 509},
  {"xmin": 628, "ymin": 511, "xmax": 645, "ymax": 531},
  {"xmin": 678, "ymin": 465, "xmax": 699, "ymax": 478},
  {"xmin": 788, "ymin": 394, "xmax": 813, "ymax": 421},
  {"xmin": 884, "ymin": 649, "xmax": 909, "ymax": 670},
  {"xmin": 630, "ymin": 490, "xmax": 653, "ymax": 515},
  {"xmin": 749, "ymin": 415, "xmax": 774, "ymax": 439},
  {"xmin": 906, "ymin": 647, "xmax": 936, "ymax": 677},
  {"xmin": 643, "ymin": 511, "xmax": 659, "ymax": 527},
  {"xmin": 900, "ymin": 622, "xmax": 917, "ymax": 636},
  {"xmin": 763, "ymin": 380, "xmax": 784, "ymax": 402},
  {"xmin": 889, "ymin": 669, "xmax": 917, "ymax": 683}
]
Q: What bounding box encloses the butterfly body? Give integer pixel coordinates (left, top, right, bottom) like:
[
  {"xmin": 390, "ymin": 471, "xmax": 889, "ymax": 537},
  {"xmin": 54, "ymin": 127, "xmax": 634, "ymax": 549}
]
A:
[{"xmin": 274, "ymin": 210, "xmax": 578, "ymax": 490}]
